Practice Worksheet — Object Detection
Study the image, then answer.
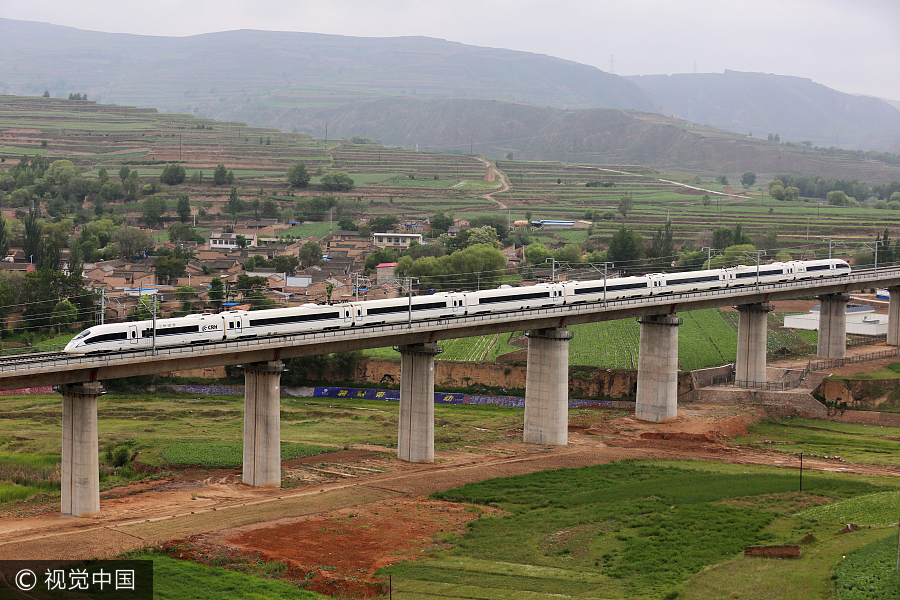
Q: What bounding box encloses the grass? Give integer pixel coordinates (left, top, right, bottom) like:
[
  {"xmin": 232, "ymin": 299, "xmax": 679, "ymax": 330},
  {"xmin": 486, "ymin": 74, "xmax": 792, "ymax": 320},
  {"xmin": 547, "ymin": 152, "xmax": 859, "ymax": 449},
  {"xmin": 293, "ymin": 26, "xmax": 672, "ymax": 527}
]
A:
[
  {"xmin": 127, "ymin": 553, "xmax": 323, "ymax": 599},
  {"xmin": 0, "ymin": 389, "xmax": 525, "ymax": 507},
  {"xmin": 381, "ymin": 460, "xmax": 898, "ymax": 599},
  {"xmin": 834, "ymin": 534, "xmax": 900, "ymax": 599},
  {"xmin": 732, "ymin": 418, "xmax": 900, "ymax": 466},
  {"xmin": 161, "ymin": 441, "xmax": 336, "ymax": 468}
]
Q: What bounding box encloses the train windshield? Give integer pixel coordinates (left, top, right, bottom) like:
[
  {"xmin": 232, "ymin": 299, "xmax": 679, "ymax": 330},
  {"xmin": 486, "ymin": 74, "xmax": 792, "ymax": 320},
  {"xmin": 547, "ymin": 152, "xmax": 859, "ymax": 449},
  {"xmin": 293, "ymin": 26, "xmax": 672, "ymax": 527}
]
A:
[{"xmin": 72, "ymin": 330, "xmax": 91, "ymax": 340}]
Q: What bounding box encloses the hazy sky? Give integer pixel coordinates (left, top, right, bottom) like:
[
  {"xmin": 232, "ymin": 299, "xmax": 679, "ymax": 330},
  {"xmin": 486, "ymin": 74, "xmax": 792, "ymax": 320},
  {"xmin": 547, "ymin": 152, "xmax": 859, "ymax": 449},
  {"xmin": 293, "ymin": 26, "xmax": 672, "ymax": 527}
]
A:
[{"xmin": 4, "ymin": 0, "xmax": 899, "ymax": 99}]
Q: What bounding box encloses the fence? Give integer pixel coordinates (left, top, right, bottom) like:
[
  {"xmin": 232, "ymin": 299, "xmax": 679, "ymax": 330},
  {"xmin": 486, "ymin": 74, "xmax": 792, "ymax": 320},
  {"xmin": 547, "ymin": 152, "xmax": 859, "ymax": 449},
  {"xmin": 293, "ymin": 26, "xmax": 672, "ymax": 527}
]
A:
[
  {"xmin": 809, "ymin": 347, "xmax": 900, "ymax": 372},
  {"xmin": 710, "ymin": 363, "xmax": 811, "ymax": 391}
]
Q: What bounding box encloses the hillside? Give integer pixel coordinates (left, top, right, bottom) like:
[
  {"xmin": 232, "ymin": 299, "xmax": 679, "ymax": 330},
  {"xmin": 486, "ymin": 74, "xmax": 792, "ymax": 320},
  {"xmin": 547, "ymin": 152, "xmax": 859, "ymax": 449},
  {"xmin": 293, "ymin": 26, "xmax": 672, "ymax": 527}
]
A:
[
  {"xmin": 627, "ymin": 71, "xmax": 900, "ymax": 152},
  {"xmin": 0, "ymin": 18, "xmax": 659, "ymax": 119},
  {"xmin": 289, "ymin": 97, "xmax": 900, "ymax": 179}
]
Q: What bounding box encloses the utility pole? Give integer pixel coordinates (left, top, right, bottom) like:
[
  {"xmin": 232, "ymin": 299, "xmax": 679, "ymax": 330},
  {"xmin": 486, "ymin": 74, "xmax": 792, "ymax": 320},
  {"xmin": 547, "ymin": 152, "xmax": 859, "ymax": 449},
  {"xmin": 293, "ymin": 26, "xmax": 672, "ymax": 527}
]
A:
[
  {"xmin": 355, "ymin": 273, "xmax": 359, "ymax": 302},
  {"xmin": 99, "ymin": 288, "xmax": 105, "ymax": 325},
  {"xmin": 324, "ymin": 123, "xmax": 328, "ymax": 157},
  {"xmin": 823, "ymin": 238, "xmax": 844, "ymax": 260},
  {"xmin": 151, "ymin": 292, "xmax": 157, "ymax": 356}
]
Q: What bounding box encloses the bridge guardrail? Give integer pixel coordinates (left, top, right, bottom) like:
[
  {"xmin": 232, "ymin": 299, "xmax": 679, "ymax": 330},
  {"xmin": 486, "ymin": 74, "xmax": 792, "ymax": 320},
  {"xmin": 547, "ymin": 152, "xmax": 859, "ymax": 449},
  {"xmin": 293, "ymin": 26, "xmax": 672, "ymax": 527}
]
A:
[{"xmin": 3, "ymin": 267, "xmax": 900, "ymax": 376}]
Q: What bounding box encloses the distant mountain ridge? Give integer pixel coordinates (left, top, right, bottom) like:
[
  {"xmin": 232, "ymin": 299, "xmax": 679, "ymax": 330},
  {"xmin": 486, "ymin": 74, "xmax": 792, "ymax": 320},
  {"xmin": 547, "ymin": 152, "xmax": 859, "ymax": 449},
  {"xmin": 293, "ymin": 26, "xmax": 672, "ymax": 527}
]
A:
[
  {"xmin": 285, "ymin": 97, "xmax": 900, "ymax": 180},
  {"xmin": 0, "ymin": 18, "xmax": 898, "ymax": 167},
  {"xmin": 626, "ymin": 71, "xmax": 900, "ymax": 152},
  {"xmin": 0, "ymin": 19, "xmax": 659, "ymax": 113}
]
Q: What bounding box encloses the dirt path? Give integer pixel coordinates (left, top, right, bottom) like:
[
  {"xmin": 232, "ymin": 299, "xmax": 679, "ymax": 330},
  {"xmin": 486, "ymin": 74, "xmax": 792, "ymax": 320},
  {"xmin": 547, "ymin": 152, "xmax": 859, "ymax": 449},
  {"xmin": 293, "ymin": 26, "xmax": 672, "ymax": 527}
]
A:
[{"xmin": 475, "ymin": 156, "xmax": 509, "ymax": 209}]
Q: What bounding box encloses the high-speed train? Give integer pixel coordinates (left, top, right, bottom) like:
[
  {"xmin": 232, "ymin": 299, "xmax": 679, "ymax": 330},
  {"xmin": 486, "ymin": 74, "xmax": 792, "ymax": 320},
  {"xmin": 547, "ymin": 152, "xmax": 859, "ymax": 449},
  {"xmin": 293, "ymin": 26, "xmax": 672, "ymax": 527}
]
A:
[{"xmin": 64, "ymin": 259, "xmax": 850, "ymax": 354}]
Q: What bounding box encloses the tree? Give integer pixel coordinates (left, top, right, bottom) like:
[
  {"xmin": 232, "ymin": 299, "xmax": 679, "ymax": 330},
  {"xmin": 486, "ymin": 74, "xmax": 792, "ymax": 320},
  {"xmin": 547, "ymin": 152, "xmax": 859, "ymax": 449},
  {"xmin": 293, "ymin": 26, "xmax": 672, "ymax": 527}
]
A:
[
  {"xmin": 0, "ymin": 214, "xmax": 10, "ymax": 263},
  {"xmin": 524, "ymin": 242, "xmax": 551, "ymax": 265},
  {"xmin": 42, "ymin": 91, "xmax": 50, "ymax": 97},
  {"xmin": 769, "ymin": 184, "xmax": 786, "ymax": 201},
  {"xmin": 430, "ymin": 212, "xmax": 454, "ymax": 235},
  {"xmin": 617, "ymin": 195, "xmax": 634, "ymax": 218},
  {"xmin": 298, "ymin": 241, "xmax": 322, "ymax": 267},
  {"xmin": 213, "ymin": 163, "xmax": 228, "ymax": 186},
  {"xmin": 262, "ymin": 199, "xmax": 280, "ymax": 219},
  {"xmin": 119, "ymin": 165, "xmax": 130, "ymax": 183},
  {"xmin": 225, "ymin": 187, "xmax": 243, "ymax": 224},
  {"xmin": 235, "ymin": 234, "xmax": 247, "ymax": 249},
  {"xmin": 175, "ymin": 194, "xmax": 191, "ymax": 223},
  {"xmin": 701, "ymin": 195, "xmax": 711, "ymax": 207},
  {"xmin": 23, "ymin": 206, "xmax": 42, "ymax": 265},
  {"xmin": 607, "ymin": 225, "xmax": 643, "ymax": 267},
  {"xmin": 175, "ymin": 285, "xmax": 197, "ymax": 315},
  {"xmin": 827, "ymin": 190, "xmax": 850, "ymax": 206},
  {"xmin": 506, "ymin": 152, "xmax": 514, "ymax": 160},
  {"xmin": 160, "ymin": 163, "xmax": 186, "ymax": 185},
  {"xmin": 320, "ymin": 172, "xmax": 354, "ymax": 192},
  {"xmin": 208, "ymin": 277, "xmax": 224, "ymax": 307},
  {"xmin": 168, "ymin": 223, "xmax": 204, "ymax": 244},
  {"xmin": 98, "ymin": 167, "xmax": 109, "ymax": 184},
  {"xmin": 465, "ymin": 225, "xmax": 501, "ymax": 248},
  {"xmin": 286, "ymin": 161, "xmax": 311, "ymax": 188},
  {"xmin": 741, "ymin": 172, "xmax": 757, "ymax": 187},
  {"xmin": 112, "ymin": 226, "xmax": 153, "ymax": 259},
  {"xmin": 141, "ymin": 195, "xmax": 168, "ymax": 227},
  {"xmin": 252, "ymin": 197, "xmax": 261, "ymax": 220},
  {"xmin": 774, "ymin": 133, "xmax": 780, "ymax": 142},
  {"xmin": 367, "ymin": 215, "xmax": 398, "ymax": 232},
  {"xmin": 273, "ymin": 254, "xmax": 299, "ymax": 276},
  {"xmin": 45, "ymin": 160, "xmax": 78, "ymax": 186},
  {"xmin": 553, "ymin": 244, "xmax": 583, "ymax": 264},
  {"xmin": 51, "ymin": 299, "xmax": 77, "ymax": 335},
  {"xmin": 226, "ymin": 171, "xmax": 235, "ymax": 185},
  {"xmin": 647, "ymin": 220, "xmax": 675, "ymax": 265},
  {"xmin": 154, "ymin": 256, "xmax": 187, "ymax": 284}
]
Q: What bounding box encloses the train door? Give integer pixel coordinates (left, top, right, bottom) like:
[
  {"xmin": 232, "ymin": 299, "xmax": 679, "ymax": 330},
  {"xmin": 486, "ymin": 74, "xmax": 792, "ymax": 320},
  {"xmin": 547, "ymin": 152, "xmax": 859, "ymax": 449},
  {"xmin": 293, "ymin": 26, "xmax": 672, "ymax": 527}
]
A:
[
  {"xmin": 231, "ymin": 317, "xmax": 242, "ymax": 335},
  {"xmin": 128, "ymin": 324, "xmax": 138, "ymax": 344}
]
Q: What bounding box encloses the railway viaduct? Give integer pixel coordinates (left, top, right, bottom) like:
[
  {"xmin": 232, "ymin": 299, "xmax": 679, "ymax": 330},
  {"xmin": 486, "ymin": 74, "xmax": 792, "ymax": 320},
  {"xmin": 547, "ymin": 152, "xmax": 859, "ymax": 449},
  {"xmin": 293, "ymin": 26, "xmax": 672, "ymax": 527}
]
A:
[{"xmin": 3, "ymin": 268, "xmax": 900, "ymax": 517}]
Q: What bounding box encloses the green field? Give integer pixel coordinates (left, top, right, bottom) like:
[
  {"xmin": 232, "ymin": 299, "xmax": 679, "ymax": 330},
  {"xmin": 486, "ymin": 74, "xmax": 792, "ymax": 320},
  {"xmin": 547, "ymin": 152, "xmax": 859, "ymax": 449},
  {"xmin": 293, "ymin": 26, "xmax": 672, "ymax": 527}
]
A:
[
  {"xmin": 382, "ymin": 460, "xmax": 900, "ymax": 599},
  {"xmin": 361, "ymin": 308, "xmax": 813, "ymax": 371},
  {"xmin": 733, "ymin": 418, "xmax": 900, "ymax": 466},
  {"xmin": 128, "ymin": 553, "xmax": 324, "ymax": 599}
]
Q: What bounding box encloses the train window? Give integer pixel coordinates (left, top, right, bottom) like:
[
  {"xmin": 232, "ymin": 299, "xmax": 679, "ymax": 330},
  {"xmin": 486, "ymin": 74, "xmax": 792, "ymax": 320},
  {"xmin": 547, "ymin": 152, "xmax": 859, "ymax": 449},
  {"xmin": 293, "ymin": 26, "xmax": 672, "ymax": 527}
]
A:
[{"xmin": 131, "ymin": 331, "xmax": 136, "ymax": 338}]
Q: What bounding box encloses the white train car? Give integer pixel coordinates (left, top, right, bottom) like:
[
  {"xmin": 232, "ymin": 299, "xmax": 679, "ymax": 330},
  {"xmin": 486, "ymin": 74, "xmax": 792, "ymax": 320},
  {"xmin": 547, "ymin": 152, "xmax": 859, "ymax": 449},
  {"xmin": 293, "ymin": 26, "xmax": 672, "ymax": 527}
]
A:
[
  {"xmin": 352, "ymin": 292, "xmax": 463, "ymax": 326},
  {"xmin": 792, "ymin": 259, "xmax": 851, "ymax": 279},
  {"xmin": 223, "ymin": 304, "xmax": 352, "ymax": 339},
  {"xmin": 65, "ymin": 313, "xmax": 226, "ymax": 354},
  {"xmin": 63, "ymin": 259, "xmax": 853, "ymax": 355},
  {"xmin": 563, "ymin": 276, "xmax": 652, "ymax": 304},
  {"xmin": 649, "ymin": 269, "xmax": 727, "ymax": 294},
  {"xmin": 465, "ymin": 283, "xmax": 564, "ymax": 315}
]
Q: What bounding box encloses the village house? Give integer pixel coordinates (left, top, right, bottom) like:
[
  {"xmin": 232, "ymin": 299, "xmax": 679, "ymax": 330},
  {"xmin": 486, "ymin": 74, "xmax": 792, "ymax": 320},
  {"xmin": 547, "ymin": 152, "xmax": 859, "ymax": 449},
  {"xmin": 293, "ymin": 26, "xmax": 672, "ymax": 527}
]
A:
[
  {"xmin": 373, "ymin": 232, "xmax": 423, "ymax": 249},
  {"xmin": 209, "ymin": 232, "xmax": 257, "ymax": 250}
]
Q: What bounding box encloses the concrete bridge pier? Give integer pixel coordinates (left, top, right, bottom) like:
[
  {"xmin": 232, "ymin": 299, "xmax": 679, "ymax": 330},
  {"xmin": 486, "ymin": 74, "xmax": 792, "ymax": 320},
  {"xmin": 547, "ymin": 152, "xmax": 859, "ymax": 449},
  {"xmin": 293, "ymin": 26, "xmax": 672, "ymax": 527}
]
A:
[
  {"xmin": 735, "ymin": 303, "xmax": 773, "ymax": 384},
  {"xmin": 524, "ymin": 327, "xmax": 572, "ymax": 446},
  {"xmin": 60, "ymin": 382, "xmax": 102, "ymax": 517},
  {"xmin": 242, "ymin": 360, "xmax": 284, "ymax": 487},
  {"xmin": 636, "ymin": 314, "xmax": 681, "ymax": 423},
  {"xmin": 817, "ymin": 294, "xmax": 850, "ymax": 359},
  {"xmin": 398, "ymin": 343, "xmax": 441, "ymax": 463},
  {"xmin": 888, "ymin": 287, "xmax": 900, "ymax": 346}
]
